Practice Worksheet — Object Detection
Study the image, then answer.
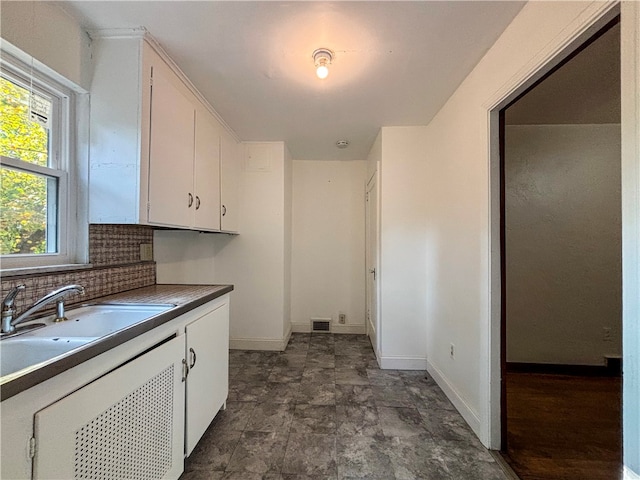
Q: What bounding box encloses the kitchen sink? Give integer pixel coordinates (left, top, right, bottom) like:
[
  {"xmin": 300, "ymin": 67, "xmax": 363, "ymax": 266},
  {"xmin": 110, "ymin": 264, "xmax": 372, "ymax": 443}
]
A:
[
  {"xmin": 0, "ymin": 337, "xmax": 91, "ymax": 377},
  {"xmin": 0, "ymin": 303, "xmax": 175, "ymax": 378},
  {"xmin": 27, "ymin": 303, "xmax": 175, "ymax": 338}
]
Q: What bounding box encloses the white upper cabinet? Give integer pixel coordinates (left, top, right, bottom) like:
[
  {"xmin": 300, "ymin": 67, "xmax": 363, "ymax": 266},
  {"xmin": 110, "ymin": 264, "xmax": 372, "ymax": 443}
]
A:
[
  {"xmin": 147, "ymin": 61, "xmax": 196, "ymax": 227},
  {"xmin": 194, "ymin": 107, "xmax": 222, "ymax": 231},
  {"xmin": 89, "ymin": 32, "xmax": 237, "ymax": 233},
  {"xmin": 220, "ymin": 129, "xmax": 240, "ymax": 233}
]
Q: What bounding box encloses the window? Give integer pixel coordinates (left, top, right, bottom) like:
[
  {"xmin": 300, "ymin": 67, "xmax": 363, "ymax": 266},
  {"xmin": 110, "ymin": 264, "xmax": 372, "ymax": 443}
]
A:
[{"xmin": 1, "ymin": 49, "xmax": 80, "ymax": 269}]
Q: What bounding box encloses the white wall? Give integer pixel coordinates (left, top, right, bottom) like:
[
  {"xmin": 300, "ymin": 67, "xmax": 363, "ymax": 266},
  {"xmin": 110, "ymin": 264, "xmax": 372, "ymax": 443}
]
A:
[
  {"xmin": 290, "ymin": 160, "xmax": 367, "ymax": 333},
  {"xmin": 212, "ymin": 142, "xmax": 291, "ymax": 350},
  {"xmin": 158, "ymin": 143, "xmax": 291, "ymax": 350},
  {"xmin": 154, "ymin": 231, "xmax": 216, "ymax": 284},
  {"xmin": 505, "ymin": 124, "xmax": 622, "ymax": 366},
  {"xmin": 0, "ymin": 1, "xmax": 91, "ymax": 90},
  {"xmin": 421, "ymin": 1, "xmax": 623, "ymax": 447},
  {"xmin": 377, "ymin": 126, "xmax": 429, "ymax": 369}
]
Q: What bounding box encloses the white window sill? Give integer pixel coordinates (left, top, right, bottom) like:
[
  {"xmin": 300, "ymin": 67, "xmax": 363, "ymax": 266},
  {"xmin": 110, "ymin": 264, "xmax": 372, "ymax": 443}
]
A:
[{"xmin": 1, "ymin": 264, "xmax": 93, "ymax": 278}]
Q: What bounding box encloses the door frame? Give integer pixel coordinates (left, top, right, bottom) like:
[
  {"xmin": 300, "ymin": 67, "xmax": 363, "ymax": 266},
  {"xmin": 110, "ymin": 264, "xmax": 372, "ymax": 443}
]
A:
[
  {"xmin": 365, "ymin": 170, "xmax": 381, "ymax": 361},
  {"xmin": 496, "ymin": 14, "xmax": 621, "ymax": 451},
  {"xmin": 485, "ymin": 1, "xmax": 622, "ymax": 450}
]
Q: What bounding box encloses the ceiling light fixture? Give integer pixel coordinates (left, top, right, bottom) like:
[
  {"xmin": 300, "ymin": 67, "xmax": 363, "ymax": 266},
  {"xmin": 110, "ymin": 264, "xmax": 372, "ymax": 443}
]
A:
[{"xmin": 313, "ymin": 48, "xmax": 333, "ymax": 79}]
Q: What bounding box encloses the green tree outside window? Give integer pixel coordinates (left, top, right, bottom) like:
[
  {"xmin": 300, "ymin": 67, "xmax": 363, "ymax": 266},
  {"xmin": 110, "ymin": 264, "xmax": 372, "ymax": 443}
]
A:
[{"xmin": 1, "ymin": 76, "xmax": 51, "ymax": 254}]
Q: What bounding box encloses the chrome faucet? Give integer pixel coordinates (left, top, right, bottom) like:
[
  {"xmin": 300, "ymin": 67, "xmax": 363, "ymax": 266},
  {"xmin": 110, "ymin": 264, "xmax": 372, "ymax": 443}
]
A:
[
  {"xmin": 1, "ymin": 284, "xmax": 85, "ymax": 334},
  {"xmin": 1, "ymin": 284, "xmax": 26, "ymax": 334}
]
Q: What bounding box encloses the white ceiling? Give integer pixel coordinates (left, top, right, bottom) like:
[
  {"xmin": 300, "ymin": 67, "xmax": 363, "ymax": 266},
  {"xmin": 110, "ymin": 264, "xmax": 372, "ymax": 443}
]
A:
[{"xmin": 59, "ymin": 1, "xmax": 525, "ymax": 160}]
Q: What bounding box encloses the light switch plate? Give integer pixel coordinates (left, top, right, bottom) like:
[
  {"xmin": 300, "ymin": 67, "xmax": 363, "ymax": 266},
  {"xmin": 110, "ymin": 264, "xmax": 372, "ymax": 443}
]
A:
[{"xmin": 140, "ymin": 243, "xmax": 153, "ymax": 261}]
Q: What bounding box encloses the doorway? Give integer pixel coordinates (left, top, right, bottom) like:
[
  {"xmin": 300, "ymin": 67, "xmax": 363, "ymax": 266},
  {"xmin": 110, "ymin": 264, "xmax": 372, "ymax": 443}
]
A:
[{"xmin": 499, "ymin": 17, "xmax": 622, "ymax": 480}]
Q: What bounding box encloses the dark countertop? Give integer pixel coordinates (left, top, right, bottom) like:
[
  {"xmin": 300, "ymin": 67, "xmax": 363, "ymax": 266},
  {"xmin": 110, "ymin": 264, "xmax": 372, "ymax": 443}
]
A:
[{"xmin": 0, "ymin": 284, "xmax": 233, "ymax": 402}]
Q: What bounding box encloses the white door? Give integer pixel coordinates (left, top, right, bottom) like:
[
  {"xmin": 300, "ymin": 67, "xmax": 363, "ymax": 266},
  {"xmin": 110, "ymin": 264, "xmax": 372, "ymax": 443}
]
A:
[
  {"xmin": 193, "ymin": 109, "xmax": 221, "ymax": 231},
  {"xmin": 185, "ymin": 302, "xmax": 229, "ymax": 455},
  {"xmin": 148, "ymin": 64, "xmax": 195, "ymax": 227},
  {"xmin": 220, "ymin": 130, "xmax": 239, "ymax": 232},
  {"xmin": 365, "ymin": 172, "xmax": 379, "ymax": 361}
]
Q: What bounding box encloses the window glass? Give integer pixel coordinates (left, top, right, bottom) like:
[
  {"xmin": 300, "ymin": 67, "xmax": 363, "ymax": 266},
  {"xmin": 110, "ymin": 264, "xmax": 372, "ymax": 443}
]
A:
[
  {"xmin": 0, "ymin": 42, "xmax": 83, "ymax": 269},
  {"xmin": 0, "ymin": 166, "xmax": 57, "ymax": 255},
  {"xmin": 0, "ymin": 76, "xmax": 51, "ymax": 167},
  {"xmin": 0, "ymin": 70, "xmax": 65, "ymax": 261}
]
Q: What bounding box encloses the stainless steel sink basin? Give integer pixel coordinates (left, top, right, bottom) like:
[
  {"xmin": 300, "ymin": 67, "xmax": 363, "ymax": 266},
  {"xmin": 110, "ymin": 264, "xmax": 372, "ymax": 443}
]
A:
[
  {"xmin": 0, "ymin": 337, "xmax": 91, "ymax": 377},
  {"xmin": 27, "ymin": 303, "xmax": 175, "ymax": 338},
  {"xmin": 0, "ymin": 303, "xmax": 174, "ymax": 379}
]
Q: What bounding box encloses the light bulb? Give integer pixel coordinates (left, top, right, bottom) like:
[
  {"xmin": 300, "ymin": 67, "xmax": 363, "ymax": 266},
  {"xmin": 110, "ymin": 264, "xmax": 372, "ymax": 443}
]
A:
[
  {"xmin": 313, "ymin": 48, "xmax": 333, "ymax": 80},
  {"xmin": 316, "ymin": 64, "xmax": 329, "ymax": 79}
]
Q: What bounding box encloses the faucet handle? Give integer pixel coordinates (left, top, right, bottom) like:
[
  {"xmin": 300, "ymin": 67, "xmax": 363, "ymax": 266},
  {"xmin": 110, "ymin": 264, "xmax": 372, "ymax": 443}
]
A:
[{"xmin": 2, "ymin": 284, "xmax": 26, "ymax": 310}]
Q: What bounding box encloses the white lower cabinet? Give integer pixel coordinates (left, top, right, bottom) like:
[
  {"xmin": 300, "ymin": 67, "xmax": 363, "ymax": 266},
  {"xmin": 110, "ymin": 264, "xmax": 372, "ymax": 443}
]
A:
[
  {"xmin": 33, "ymin": 336, "xmax": 185, "ymax": 480},
  {"xmin": 185, "ymin": 302, "xmax": 229, "ymax": 455},
  {"xmin": 0, "ymin": 295, "xmax": 230, "ymax": 480}
]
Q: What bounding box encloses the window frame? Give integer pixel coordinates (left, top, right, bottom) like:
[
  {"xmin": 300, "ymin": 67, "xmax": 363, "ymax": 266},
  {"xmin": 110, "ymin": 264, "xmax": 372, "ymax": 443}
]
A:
[{"xmin": 1, "ymin": 47, "xmax": 80, "ymax": 269}]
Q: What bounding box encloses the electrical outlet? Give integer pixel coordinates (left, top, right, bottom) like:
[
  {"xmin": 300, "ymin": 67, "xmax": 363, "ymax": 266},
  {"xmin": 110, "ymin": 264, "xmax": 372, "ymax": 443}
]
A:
[
  {"xmin": 338, "ymin": 313, "xmax": 346, "ymax": 324},
  {"xmin": 603, "ymin": 327, "xmax": 612, "ymax": 342},
  {"xmin": 450, "ymin": 343, "xmax": 455, "ymax": 358}
]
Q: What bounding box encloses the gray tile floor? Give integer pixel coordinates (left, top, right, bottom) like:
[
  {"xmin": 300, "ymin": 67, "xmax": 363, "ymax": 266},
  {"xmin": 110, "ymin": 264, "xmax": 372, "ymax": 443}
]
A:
[{"xmin": 181, "ymin": 333, "xmax": 508, "ymax": 480}]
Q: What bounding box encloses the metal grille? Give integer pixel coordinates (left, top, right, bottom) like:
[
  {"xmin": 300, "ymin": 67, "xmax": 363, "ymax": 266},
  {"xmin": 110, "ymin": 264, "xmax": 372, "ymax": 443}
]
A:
[
  {"xmin": 74, "ymin": 366, "xmax": 174, "ymax": 480},
  {"xmin": 311, "ymin": 319, "xmax": 331, "ymax": 332}
]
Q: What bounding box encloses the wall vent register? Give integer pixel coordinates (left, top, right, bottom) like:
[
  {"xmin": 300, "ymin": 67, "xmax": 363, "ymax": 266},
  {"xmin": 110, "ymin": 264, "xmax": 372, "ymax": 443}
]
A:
[{"xmin": 311, "ymin": 318, "xmax": 331, "ymax": 333}]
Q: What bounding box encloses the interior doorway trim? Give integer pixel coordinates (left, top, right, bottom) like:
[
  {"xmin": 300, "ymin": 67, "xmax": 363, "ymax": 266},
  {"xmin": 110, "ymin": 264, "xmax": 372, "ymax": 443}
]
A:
[
  {"xmin": 365, "ymin": 169, "xmax": 381, "ymax": 363},
  {"xmin": 620, "ymin": 1, "xmax": 640, "ymax": 476},
  {"xmin": 484, "ymin": 1, "xmax": 620, "ymax": 450}
]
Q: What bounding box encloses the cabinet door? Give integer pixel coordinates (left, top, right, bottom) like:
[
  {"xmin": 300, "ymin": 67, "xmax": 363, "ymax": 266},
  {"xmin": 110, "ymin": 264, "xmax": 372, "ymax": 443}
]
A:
[
  {"xmin": 193, "ymin": 109, "xmax": 221, "ymax": 231},
  {"xmin": 185, "ymin": 302, "xmax": 229, "ymax": 455},
  {"xmin": 220, "ymin": 130, "xmax": 239, "ymax": 232},
  {"xmin": 148, "ymin": 63, "xmax": 195, "ymax": 227},
  {"xmin": 33, "ymin": 336, "xmax": 185, "ymax": 480}
]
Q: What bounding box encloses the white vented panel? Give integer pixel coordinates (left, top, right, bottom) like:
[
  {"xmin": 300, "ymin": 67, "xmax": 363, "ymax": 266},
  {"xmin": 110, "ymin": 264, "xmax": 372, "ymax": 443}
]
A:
[
  {"xmin": 74, "ymin": 367, "xmax": 174, "ymax": 479},
  {"xmin": 34, "ymin": 336, "xmax": 185, "ymax": 480}
]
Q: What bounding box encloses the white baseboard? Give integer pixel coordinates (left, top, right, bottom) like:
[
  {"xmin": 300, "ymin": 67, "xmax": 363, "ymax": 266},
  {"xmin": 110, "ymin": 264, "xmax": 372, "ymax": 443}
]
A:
[
  {"xmin": 291, "ymin": 322, "xmax": 312, "ymax": 333},
  {"xmin": 332, "ymin": 324, "xmax": 366, "ymax": 334},
  {"xmin": 230, "ymin": 323, "xmax": 292, "ymax": 351},
  {"xmin": 291, "ymin": 322, "xmax": 366, "ymax": 334},
  {"xmin": 427, "ymin": 360, "xmax": 481, "ymax": 437},
  {"xmin": 379, "ymin": 356, "xmax": 428, "ymax": 370},
  {"xmin": 230, "ymin": 336, "xmax": 287, "ymax": 351},
  {"xmin": 283, "ymin": 323, "xmax": 292, "ymax": 347},
  {"xmin": 367, "ymin": 318, "xmax": 375, "ymax": 337},
  {"xmin": 625, "ymin": 466, "xmax": 640, "ymax": 480}
]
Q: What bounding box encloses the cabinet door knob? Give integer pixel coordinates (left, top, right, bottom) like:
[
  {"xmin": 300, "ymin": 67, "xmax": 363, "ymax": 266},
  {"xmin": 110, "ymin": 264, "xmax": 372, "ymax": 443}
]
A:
[
  {"xmin": 188, "ymin": 193, "xmax": 194, "ymax": 208},
  {"xmin": 195, "ymin": 196, "xmax": 201, "ymax": 210},
  {"xmin": 189, "ymin": 347, "xmax": 197, "ymax": 369},
  {"xmin": 222, "ymin": 205, "xmax": 227, "ymax": 216}
]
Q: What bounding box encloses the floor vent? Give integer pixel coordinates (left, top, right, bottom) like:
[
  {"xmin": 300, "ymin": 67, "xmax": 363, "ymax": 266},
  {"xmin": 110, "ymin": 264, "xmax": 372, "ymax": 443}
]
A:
[{"xmin": 311, "ymin": 318, "xmax": 331, "ymax": 333}]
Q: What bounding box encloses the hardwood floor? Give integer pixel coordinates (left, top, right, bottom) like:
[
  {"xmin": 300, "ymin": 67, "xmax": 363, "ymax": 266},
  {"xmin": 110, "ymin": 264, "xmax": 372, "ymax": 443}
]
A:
[{"xmin": 503, "ymin": 372, "xmax": 622, "ymax": 480}]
